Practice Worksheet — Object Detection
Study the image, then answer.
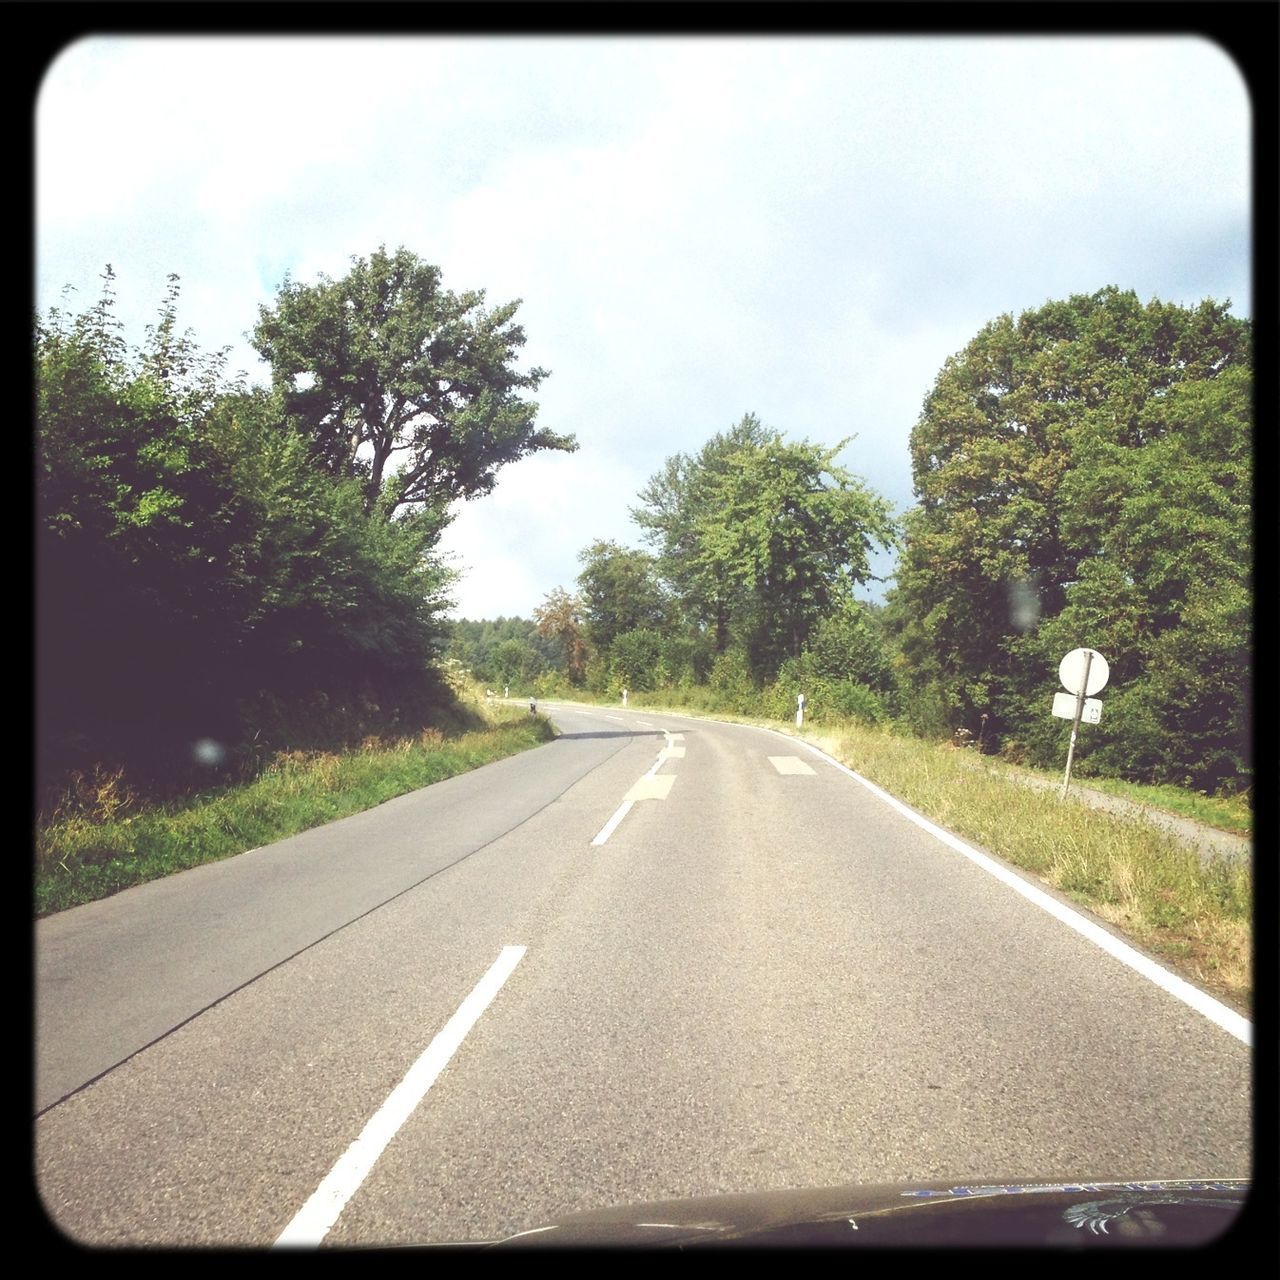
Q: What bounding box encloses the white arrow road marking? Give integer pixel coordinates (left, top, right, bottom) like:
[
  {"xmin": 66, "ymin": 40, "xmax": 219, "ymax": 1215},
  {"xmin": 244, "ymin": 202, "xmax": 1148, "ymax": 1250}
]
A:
[{"xmin": 274, "ymin": 946, "xmax": 527, "ymax": 1248}]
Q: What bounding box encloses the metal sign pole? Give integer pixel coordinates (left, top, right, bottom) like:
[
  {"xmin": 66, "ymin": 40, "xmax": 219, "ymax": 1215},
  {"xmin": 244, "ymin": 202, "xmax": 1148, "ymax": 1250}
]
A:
[{"xmin": 1060, "ymin": 649, "xmax": 1094, "ymax": 799}]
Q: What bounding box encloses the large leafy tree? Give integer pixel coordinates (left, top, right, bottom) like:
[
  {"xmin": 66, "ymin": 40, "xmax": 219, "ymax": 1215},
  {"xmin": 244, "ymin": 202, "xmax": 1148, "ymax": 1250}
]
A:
[
  {"xmin": 251, "ymin": 245, "xmax": 576, "ymax": 520},
  {"xmin": 635, "ymin": 415, "xmax": 897, "ymax": 679},
  {"xmin": 889, "ymin": 287, "xmax": 1251, "ymax": 789},
  {"xmin": 575, "ymin": 540, "xmax": 669, "ymax": 653},
  {"xmin": 632, "ymin": 413, "xmax": 770, "ymax": 654},
  {"xmin": 695, "ymin": 433, "xmax": 897, "ymax": 673}
]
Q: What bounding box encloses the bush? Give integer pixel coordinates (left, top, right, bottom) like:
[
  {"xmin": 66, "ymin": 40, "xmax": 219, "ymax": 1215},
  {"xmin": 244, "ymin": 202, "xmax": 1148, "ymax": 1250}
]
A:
[{"xmin": 707, "ymin": 649, "xmax": 756, "ymax": 712}]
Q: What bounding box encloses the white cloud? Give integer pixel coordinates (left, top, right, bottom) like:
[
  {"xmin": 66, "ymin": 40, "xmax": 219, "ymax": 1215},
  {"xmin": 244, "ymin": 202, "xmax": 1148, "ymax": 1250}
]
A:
[{"xmin": 37, "ymin": 34, "xmax": 1251, "ymax": 616}]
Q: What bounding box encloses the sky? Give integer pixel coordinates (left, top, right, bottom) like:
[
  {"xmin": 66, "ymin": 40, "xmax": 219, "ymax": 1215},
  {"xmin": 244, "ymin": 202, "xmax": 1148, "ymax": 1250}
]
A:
[{"xmin": 35, "ymin": 34, "xmax": 1252, "ymax": 620}]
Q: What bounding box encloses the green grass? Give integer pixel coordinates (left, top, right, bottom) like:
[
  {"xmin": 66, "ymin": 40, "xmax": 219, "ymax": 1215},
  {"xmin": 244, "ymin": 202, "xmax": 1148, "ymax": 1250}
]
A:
[
  {"xmin": 35, "ymin": 707, "xmax": 555, "ymax": 918},
  {"xmin": 569, "ymin": 689, "xmax": 1252, "ymax": 1011}
]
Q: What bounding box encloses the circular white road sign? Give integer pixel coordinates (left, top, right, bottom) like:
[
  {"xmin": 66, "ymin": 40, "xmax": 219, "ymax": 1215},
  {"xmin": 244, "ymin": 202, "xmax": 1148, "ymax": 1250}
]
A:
[{"xmin": 1059, "ymin": 648, "xmax": 1110, "ymax": 697}]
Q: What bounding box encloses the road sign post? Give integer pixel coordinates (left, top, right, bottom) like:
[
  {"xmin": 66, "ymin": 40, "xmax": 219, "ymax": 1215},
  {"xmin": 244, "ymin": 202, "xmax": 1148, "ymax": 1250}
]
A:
[{"xmin": 1057, "ymin": 648, "xmax": 1108, "ymax": 799}]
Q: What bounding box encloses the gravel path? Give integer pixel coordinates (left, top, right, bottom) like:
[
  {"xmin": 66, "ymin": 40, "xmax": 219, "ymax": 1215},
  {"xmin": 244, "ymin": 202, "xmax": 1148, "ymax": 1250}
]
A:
[{"xmin": 1006, "ymin": 770, "xmax": 1250, "ymax": 866}]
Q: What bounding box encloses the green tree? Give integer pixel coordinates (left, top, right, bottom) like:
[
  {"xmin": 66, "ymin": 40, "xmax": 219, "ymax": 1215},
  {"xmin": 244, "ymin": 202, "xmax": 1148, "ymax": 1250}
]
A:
[
  {"xmin": 449, "ymin": 616, "xmax": 558, "ymax": 684},
  {"xmin": 692, "ymin": 433, "xmax": 897, "ymax": 675},
  {"xmin": 251, "ymin": 245, "xmax": 576, "ymax": 520},
  {"xmin": 605, "ymin": 627, "xmax": 663, "ymax": 692},
  {"xmin": 632, "ymin": 413, "xmax": 771, "ymax": 654},
  {"xmin": 891, "ymin": 287, "xmax": 1251, "ymax": 788},
  {"xmin": 490, "ymin": 637, "xmax": 546, "ymax": 687},
  {"xmin": 37, "ymin": 272, "xmax": 456, "ymax": 795},
  {"xmin": 576, "ymin": 540, "xmax": 668, "ymax": 653},
  {"xmin": 634, "ymin": 414, "xmax": 897, "ymax": 679}
]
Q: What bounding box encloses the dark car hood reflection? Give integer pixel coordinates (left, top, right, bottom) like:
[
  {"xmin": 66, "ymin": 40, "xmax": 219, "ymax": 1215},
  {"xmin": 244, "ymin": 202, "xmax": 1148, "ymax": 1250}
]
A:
[{"xmin": 485, "ymin": 1178, "xmax": 1249, "ymax": 1247}]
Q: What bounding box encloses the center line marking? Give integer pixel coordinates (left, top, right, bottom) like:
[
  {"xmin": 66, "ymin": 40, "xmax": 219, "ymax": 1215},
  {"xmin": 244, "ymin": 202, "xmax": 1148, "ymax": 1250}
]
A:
[
  {"xmin": 591, "ymin": 732, "xmax": 679, "ymax": 845},
  {"xmin": 591, "ymin": 800, "xmax": 634, "ymax": 846},
  {"xmin": 625, "ymin": 774, "xmax": 676, "ymax": 802},
  {"xmin": 274, "ymin": 945, "xmax": 527, "ymax": 1248}
]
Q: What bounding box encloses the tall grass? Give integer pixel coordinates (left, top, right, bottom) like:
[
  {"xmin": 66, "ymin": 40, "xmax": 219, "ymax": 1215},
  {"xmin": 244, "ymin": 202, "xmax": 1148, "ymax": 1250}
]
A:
[{"xmin": 36, "ymin": 709, "xmax": 555, "ymax": 917}]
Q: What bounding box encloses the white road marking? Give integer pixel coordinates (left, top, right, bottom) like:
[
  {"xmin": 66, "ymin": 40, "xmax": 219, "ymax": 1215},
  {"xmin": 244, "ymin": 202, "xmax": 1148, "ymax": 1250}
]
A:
[
  {"xmin": 604, "ymin": 715, "xmax": 625, "ymax": 723},
  {"xmin": 591, "ymin": 800, "xmax": 634, "ymax": 846},
  {"xmin": 625, "ymin": 775, "xmax": 676, "ymax": 802},
  {"xmin": 657, "ymin": 746, "xmax": 686, "ymax": 761},
  {"xmin": 591, "ymin": 732, "xmax": 680, "ymax": 846},
  {"xmin": 783, "ymin": 732, "xmax": 1252, "ymax": 1047},
  {"xmin": 769, "ymin": 755, "xmax": 815, "ymax": 775},
  {"xmin": 637, "ymin": 720, "xmax": 655, "ymax": 728},
  {"xmin": 274, "ymin": 945, "xmax": 527, "ymax": 1248}
]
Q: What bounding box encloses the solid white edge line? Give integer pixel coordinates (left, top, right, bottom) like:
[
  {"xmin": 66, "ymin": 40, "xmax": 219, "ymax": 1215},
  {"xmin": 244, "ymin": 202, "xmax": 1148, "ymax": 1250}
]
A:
[
  {"xmin": 274, "ymin": 945, "xmax": 527, "ymax": 1248},
  {"xmin": 771, "ymin": 729, "xmax": 1252, "ymax": 1047},
  {"xmin": 591, "ymin": 800, "xmax": 634, "ymax": 846}
]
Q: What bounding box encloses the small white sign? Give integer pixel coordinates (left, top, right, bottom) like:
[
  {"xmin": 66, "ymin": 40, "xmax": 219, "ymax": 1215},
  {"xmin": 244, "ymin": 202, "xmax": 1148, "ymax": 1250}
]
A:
[{"xmin": 1052, "ymin": 692, "xmax": 1102, "ymax": 724}]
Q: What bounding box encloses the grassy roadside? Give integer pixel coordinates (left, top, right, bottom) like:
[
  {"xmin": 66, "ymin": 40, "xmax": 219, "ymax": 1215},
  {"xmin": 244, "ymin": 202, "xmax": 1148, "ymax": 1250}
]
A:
[
  {"xmin": 1046, "ymin": 773, "xmax": 1250, "ymax": 837},
  {"xmin": 35, "ymin": 707, "xmax": 556, "ymax": 918},
  {"xmin": 554, "ymin": 692, "xmax": 1253, "ymax": 1012}
]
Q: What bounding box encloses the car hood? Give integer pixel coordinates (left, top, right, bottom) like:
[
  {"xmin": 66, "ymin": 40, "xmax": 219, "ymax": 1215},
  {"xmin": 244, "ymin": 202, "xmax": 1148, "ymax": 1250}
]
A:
[{"xmin": 487, "ymin": 1178, "xmax": 1249, "ymax": 1247}]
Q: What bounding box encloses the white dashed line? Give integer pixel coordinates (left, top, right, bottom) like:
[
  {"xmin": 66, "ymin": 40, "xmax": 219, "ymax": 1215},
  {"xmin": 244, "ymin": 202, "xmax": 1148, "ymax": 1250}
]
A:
[
  {"xmin": 591, "ymin": 732, "xmax": 680, "ymax": 846},
  {"xmin": 274, "ymin": 946, "xmax": 527, "ymax": 1247},
  {"xmin": 591, "ymin": 800, "xmax": 634, "ymax": 847}
]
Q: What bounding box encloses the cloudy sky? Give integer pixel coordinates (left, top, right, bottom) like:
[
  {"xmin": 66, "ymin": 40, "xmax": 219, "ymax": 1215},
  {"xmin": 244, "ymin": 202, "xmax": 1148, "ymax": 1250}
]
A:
[{"xmin": 36, "ymin": 34, "xmax": 1251, "ymax": 619}]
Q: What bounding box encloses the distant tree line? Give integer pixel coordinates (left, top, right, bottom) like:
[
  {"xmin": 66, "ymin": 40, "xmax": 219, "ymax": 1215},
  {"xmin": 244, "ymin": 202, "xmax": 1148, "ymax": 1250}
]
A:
[
  {"xmin": 448, "ymin": 617, "xmax": 560, "ymax": 688},
  {"xmin": 36, "ymin": 249, "xmax": 574, "ymax": 800},
  {"xmin": 455, "ymin": 287, "xmax": 1250, "ymax": 795},
  {"xmin": 454, "ymin": 413, "xmax": 904, "ymax": 721}
]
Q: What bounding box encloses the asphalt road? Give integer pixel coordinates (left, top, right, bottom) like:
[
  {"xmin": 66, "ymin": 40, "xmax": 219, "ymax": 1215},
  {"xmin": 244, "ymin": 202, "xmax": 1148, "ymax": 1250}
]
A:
[{"xmin": 34, "ymin": 703, "xmax": 1252, "ymax": 1247}]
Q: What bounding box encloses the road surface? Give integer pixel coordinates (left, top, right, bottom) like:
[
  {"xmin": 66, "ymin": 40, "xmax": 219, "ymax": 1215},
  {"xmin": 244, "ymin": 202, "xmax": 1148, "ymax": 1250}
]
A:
[{"xmin": 34, "ymin": 703, "xmax": 1252, "ymax": 1246}]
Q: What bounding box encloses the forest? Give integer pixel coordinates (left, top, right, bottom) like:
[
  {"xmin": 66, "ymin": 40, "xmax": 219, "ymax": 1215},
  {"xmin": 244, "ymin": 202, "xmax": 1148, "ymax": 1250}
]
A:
[
  {"xmin": 38, "ymin": 264, "xmax": 1251, "ymax": 809},
  {"xmin": 452, "ymin": 288, "xmax": 1252, "ymax": 795}
]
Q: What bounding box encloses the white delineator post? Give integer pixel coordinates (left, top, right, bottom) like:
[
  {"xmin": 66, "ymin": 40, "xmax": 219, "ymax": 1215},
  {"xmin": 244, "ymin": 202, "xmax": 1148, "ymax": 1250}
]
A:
[
  {"xmin": 622, "ymin": 687, "xmax": 628, "ymax": 707},
  {"xmin": 796, "ymin": 692, "xmax": 805, "ymax": 727}
]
